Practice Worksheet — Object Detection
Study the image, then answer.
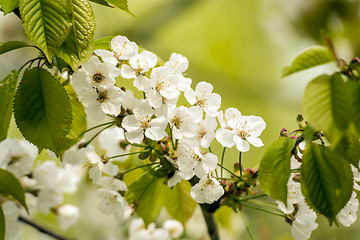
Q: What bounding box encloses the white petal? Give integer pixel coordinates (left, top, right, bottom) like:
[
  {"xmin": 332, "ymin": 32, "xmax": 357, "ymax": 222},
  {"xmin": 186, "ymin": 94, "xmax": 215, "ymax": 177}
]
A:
[
  {"xmin": 122, "ymin": 115, "xmax": 141, "ymax": 132},
  {"xmin": 121, "ymin": 64, "xmax": 136, "ymax": 79},
  {"xmin": 234, "ymin": 136, "xmax": 250, "ymax": 152},
  {"xmin": 215, "ymin": 128, "xmax": 235, "ymax": 148},
  {"xmin": 246, "ymin": 136, "xmax": 264, "ymax": 147},
  {"xmin": 126, "ymin": 129, "xmax": 144, "ymax": 144}
]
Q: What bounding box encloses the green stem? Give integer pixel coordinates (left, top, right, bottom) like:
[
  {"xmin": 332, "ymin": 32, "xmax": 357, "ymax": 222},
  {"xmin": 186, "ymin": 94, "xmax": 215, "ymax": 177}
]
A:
[
  {"xmin": 82, "ymin": 121, "xmax": 115, "ymax": 135},
  {"xmin": 122, "ymin": 162, "xmax": 161, "ymax": 175},
  {"xmin": 84, "ymin": 124, "xmax": 114, "ymax": 147},
  {"xmin": 169, "ymin": 127, "xmax": 175, "ymax": 150},
  {"xmin": 239, "ymin": 151, "xmax": 242, "ymax": 177},
  {"xmin": 220, "ymin": 147, "xmax": 226, "ymax": 178},
  {"xmin": 240, "ymin": 202, "xmax": 285, "ymax": 218},
  {"xmin": 239, "ymin": 211, "xmax": 255, "ymax": 240},
  {"xmin": 217, "ymin": 163, "xmax": 242, "ymax": 180},
  {"xmin": 108, "ymin": 149, "xmax": 151, "ymax": 160},
  {"xmin": 239, "ymin": 194, "xmax": 267, "ymax": 201}
]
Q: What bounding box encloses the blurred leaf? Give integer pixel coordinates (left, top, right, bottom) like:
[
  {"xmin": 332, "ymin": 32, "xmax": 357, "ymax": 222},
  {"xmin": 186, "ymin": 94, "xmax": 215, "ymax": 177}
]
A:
[
  {"xmin": 0, "ymin": 0, "xmax": 18, "ymax": 15},
  {"xmin": 351, "ymin": 81, "xmax": 360, "ymax": 136},
  {"xmin": 105, "ymin": 0, "xmax": 134, "ymax": 16},
  {"xmin": 0, "ymin": 207, "xmax": 4, "ymax": 240},
  {"xmin": 0, "ymin": 41, "xmax": 29, "ymax": 55},
  {"xmin": 300, "ymin": 143, "xmax": 352, "ymax": 224},
  {"xmin": 125, "ymin": 172, "xmax": 168, "ymax": 226},
  {"xmin": 303, "ymin": 74, "xmax": 352, "ymax": 143},
  {"xmin": 0, "ymin": 168, "xmax": 28, "ymax": 213},
  {"xmin": 14, "ymin": 68, "xmax": 72, "ymax": 156},
  {"xmin": 19, "ymin": 0, "xmax": 72, "ymax": 62},
  {"xmin": 0, "ymin": 70, "xmax": 18, "ymax": 142},
  {"xmin": 94, "ymin": 36, "xmax": 114, "ymax": 51},
  {"xmin": 333, "ymin": 125, "xmax": 360, "ymax": 169},
  {"xmin": 282, "ymin": 46, "xmax": 334, "ymax": 77},
  {"xmin": 258, "ymin": 137, "xmax": 295, "ymax": 205},
  {"xmin": 56, "ymin": 0, "xmax": 95, "ymax": 70},
  {"xmin": 165, "ymin": 180, "xmax": 197, "ymax": 224}
]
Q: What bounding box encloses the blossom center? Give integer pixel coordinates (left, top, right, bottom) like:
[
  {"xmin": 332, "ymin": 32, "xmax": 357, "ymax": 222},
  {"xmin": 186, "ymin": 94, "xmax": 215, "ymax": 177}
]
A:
[
  {"xmin": 93, "ymin": 72, "xmax": 105, "ymax": 83},
  {"xmin": 97, "ymin": 90, "xmax": 109, "ymax": 103}
]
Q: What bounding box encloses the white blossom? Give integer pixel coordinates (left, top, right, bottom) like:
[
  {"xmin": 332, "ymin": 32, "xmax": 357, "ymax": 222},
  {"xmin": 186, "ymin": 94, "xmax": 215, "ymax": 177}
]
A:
[
  {"xmin": 177, "ymin": 140, "xmax": 218, "ymax": 179},
  {"xmin": 215, "ymin": 108, "xmax": 266, "ymax": 152},
  {"xmin": 168, "ymin": 106, "xmax": 196, "ymax": 139},
  {"xmin": 185, "ymin": 81, "xmax": 221, "ymax": 117},
  {"xmin": 111, "ymin": 35, "xmax": 138, "ymax": 60},
  {"xmin": 122, "ymin": 100, "xmax": 167, "ymax": 143},
  {"xmin": 98, "ymin": 126, "xmax": 130, "ymax": 160},
  {"xmin": 337, "ymin": 191, "xmax": 358, "ymax": 227},
  {"xmin": 57, "ymin": 204, "xmax": 80, "ymax": 230},
  {"xmin": 163, "ymin": 219, "xmax": 184, "ymax": 238},
  {"xmin": 121, "ymin": 50, "xmax": 157, "ymax": 79},
  {"xmin": 191, "ymin": 109, "xmax": 217, "ymax": 148},
  {"xmin": 2, "ymin": 201, "xmax": 22, "ymax": 240},
  {"xmin": 0, "ymin": 139, "xmax": 37, "ymax": 178},
  {"xmin": 190, "ymin": 176, "xmax": 224, "ymax": 204}
]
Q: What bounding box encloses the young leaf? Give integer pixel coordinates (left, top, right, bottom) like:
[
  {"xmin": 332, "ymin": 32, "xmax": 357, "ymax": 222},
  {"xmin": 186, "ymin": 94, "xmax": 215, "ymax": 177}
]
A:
[
  {"xmin": 0, "ymin": 70, "xmax": 18, "ymax": 142},
  {"xmin": 105, "ymin": 0, "xmax": 134, "ymax": 16},
  {"xmin": 0, "ymin": 168, "xmax": 28, "ymax": 213},
  {"xmin": 14, "ymin": 68, "xmax": 72, "ymax": 156},
  {"xmin": 125, "ymin": 172, "xmax": 168, "ymax": 226},
  {"xmin": 89, "ymin": 0, "xmax": 112, "ymax": 7},
  {"xmin": 0, "ymin": 0, "xmax": 18, "ymax": 15},
  {"xmin": 164, "ymin": 180, "xmax": 197, "ymax": 224},
  {"xmin": 0, "ymin": 207, "xmax": 4, "ymax": 240},
  {"xmin": 19, "ymin": 0, "xmax": 72, "ymax": 62},
  {"xmin": 258, "ymin": 137, "xmax": 295, "ymax": 205},
  {"xmin": 0, "ymin": 41, "xmax": 29, "ymax": 55},
  {"xmin": 333, "ymin": 125, "xmax": 360, "ymax": 169},
  {"xmin": 300, "ymin": 143, "xmax": 353, "ymax": 224},
  {"xmin": 303, "ymin": 73, "xmax": 352, "ymax": 143},
  {"xmin": 56, "ymin": 0, "xmax": 95, "ymax": 70},
  {"xmin": 282, "ymin": 46, "xmax": 334, "ymax": 77}
]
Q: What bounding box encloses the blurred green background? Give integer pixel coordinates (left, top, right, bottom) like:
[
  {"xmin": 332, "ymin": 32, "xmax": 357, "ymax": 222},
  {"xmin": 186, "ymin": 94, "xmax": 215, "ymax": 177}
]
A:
[{"xmin": 1, "ymin": 0, "xmax": 360, "ymax": 239}]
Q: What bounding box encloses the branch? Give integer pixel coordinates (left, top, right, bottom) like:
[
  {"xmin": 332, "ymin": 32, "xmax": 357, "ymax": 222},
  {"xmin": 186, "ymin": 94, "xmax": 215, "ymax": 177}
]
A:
[{"xmin": 18, "ymin": 216, "xmax": 74, "ymax": 240}]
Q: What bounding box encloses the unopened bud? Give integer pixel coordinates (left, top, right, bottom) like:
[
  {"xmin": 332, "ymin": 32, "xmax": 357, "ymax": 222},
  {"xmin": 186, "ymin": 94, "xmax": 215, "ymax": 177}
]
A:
[{"xmin": 280, "ymin": 128, "xmax": 288, "ymax": 137}]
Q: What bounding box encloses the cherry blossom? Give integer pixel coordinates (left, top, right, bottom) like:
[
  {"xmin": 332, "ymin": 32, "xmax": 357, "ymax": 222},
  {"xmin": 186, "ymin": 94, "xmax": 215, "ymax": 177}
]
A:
[
  {"xmin": 190, "ymin": 176, "xmax": 224, "ymax": 204},
  {"xmin": 168, "ymin": 106, "xmax": 196, "ymax": 139},
  {"xmin": 111, "ymin": 35, "xmax": 138, "ymax": 61}
]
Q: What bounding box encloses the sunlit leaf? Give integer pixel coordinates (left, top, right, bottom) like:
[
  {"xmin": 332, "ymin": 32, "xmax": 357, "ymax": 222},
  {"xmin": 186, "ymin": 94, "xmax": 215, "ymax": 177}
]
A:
[
  {"xmin": 282, "ymin": 46, "xmax": 334, "ymax": 77},
  {"xmin": 19, "ymin": 0, "xmax": 72, "ymax": 62},
  {"xmin": 258, "ymin": 137, "xmax": 295, "ymax": 205},
  {"xmin": 165, "ymin": 180, "xmax": 197, "ymax": 224},
  {"xmin": 0, "ymin": 0, "xmax": 18, "ymax": 15},
  {"xmin": 89, "ymin": 0, "xmax": 112, "ymax": 7},
  {"xmin": 303, "ymin": 73, "xmax": 352, "ymax": 143},
  {"xmin": 301, "ymin": 143, "xmax": 353, "ymax": 224},
  {"xmin": 0, "ymin": 70, "xmax": 18, "ymax": 142},
  {"xmin": 125, "ymin": 172, "xmax": 168, "ymax": 226},
  {"xmin": 94, "ymin": 36, "xmax": 113, "ymax": 51},
  {"xmin": 14, "ymin": 68, "xmax": 72, "ymax": 156},
  {"xmin": 105, "ymin": 0, "xmax": 134, "ymax": 16},
  {"xmin": 0, "ymin": 41, "xmax": 29, "ymax": 55},
  {"xmin": 56, "ymin": 0, "xmax": 95, "ymax": 70},
  {"xmin": 0, "ymin": 168, "xmax": 28, "ymax": 213}
]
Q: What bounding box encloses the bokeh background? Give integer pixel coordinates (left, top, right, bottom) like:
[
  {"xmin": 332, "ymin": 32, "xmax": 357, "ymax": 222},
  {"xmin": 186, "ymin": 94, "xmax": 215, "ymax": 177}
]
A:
[{"xmin": 1, "ymin": 0, "xmax": 360, "ymax": 239}]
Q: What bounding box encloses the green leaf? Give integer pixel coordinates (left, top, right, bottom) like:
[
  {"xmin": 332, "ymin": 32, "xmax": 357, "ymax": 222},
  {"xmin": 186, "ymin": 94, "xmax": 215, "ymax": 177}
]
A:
[
  {"xmin": 282, "ymin": 46, "xmax": 334, "ymax": 77},
  {"xmin": 125, "ymin": 172, "xmax": 168, "ymax": 226},
  {"xmin": 14, "ymin": 68, "xmax": 72, "ymax": 156},
  {"xmin": 300, "ymin": 143, "xmax": 353, "ymax": 223},
  {"xmin": 89, "ymin": 0, "xmax": 112, "ymax": 7},
  {"xmin": 94, "ymin": 36, "xmax": 113, "ymax": 51},
  {"xmin": 0, "ymin": 71, "xmax": 18, "ymax": 142},
  {"xmin": 258, "ymin": 137, "xmax": 295, "ymax": 205},
  {"xmin": 0, "ymin": 168, "xmax": 28, "ymax": 213},
  {"xmin": 0, "ymin": 41, "xmax": 29, "ymax": 55},
  {"xmin": 164, "ymin": 180, "xmax": 197, "ymax": 224},
  {"xmin": 333, "ymin": 125, "xmax": 360, "ymax": 169},
  {"xmin": 0, "ymin": 0, "xmax": 18, "ymax": 15},
  {"xmin": 0, "ymin": 207, "xmax": 4, "ymax": 240},
  {"xmin": 104, "ymin": 0, "xmax": 134, "ymax": 16},
  {"xmin": 351, "ymin": 81, "xmax": 360, "ymax": 136},
  {"xmin": 19, "ymin": 0, "xmax": 72, "ymax": 62},
  {"xmin": 303, "ymin": 73, "xmax": 352, "ymax": 143},
  {"xmin": 56, "ymin": 0, "xmax": 95, "ymax": 70}
]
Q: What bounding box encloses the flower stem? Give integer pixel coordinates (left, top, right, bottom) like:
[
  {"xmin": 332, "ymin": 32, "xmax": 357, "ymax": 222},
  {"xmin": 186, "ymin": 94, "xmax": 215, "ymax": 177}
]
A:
[
  {"xmin": 122, "ymin": 162, "xmax": 161, "ymax": 175},
  {"xmin": 240, "ymin": 202, "xmax": 285, "ymax": 217},
  {"xmin": 108, "ymin": 149, "xmax": 151, "ymax": 160},
  {"xmin": 199, "ymin": 204, "xmax": 220, "ymax": 240},
  {"xmin": 82, "ymin": 121, "xmax": 115, "ymax": 135},
  {"xmin": 83, "ymin": 123, "xmax": 114, "ymax": 147},
  {"xmin": 217, "ymin": 163, "xmax": 242, "ymax": 180},
  {"xmin": 220, "ymin": 147, "xmax": 226, "ymax": 178},
  {"xmin": 169, "ymin": 127, "xmax": 176, "ymax": 150},
  {"xmin": 239, "ymin": 211, "xmax": 255, "ymax": 240},
  {"xmin": 239, "ymin": 193, "xmax": 267, "ymax": 201},
  {"xmin": 18, "ymin": 216, "xmax": 72, "ymax": 240},
  {"xmin": 238, "ymin": 151, "xmax": 242, "ymax": 177}
]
